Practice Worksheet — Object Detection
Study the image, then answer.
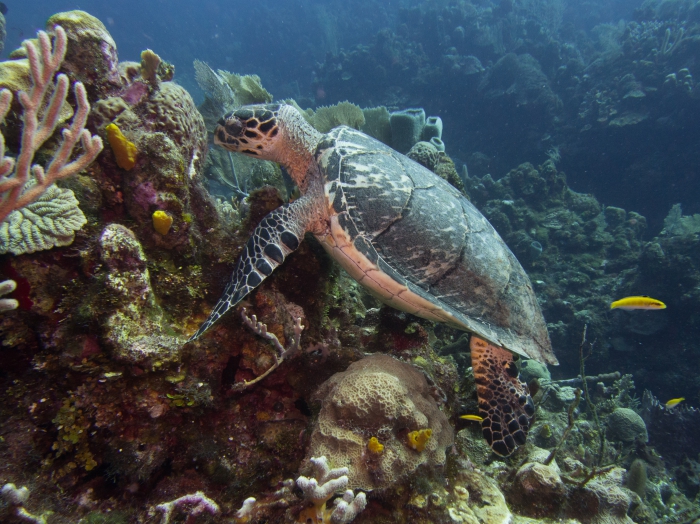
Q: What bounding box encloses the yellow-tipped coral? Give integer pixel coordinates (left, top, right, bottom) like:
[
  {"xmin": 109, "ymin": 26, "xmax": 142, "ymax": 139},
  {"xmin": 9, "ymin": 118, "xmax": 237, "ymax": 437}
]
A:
[
  {"xmin": 407, "ymin": 429, "xmax": 432, "ymax": 452},
  {"xmin": 152, "ymin": 210, "xmax": 173, "ymax": 235},
  {"xmin": 367, "ymin": 436, "xmax": 384, "ymax": 454},
  {"xmin": 105, "ymin": 123, "xmax": 137, "ymax": 170}
]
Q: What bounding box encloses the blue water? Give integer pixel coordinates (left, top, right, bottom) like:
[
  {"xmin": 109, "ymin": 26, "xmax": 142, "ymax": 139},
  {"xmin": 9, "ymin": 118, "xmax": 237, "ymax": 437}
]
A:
[{"xmin": 4, "ymin": 0, "xmax": 400, "ymax": 101}]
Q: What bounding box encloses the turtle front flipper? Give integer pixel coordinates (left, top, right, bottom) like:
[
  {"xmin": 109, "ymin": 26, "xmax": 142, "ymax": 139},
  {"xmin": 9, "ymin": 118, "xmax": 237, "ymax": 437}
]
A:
[
  {"xmin": 189, "ymin": 193, "xmax": 318, "ymax": 341},
  {"xmin": 470, "ymin": 336, "xmax": 535, "ymax": 456}
]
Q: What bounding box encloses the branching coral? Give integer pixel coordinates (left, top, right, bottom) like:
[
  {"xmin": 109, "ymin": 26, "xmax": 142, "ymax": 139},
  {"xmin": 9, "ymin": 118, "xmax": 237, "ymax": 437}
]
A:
[
  {"xmin": 233, "ymin": 307, "xmax": 303, "ymax": 391},
  {"xmin": 1, "ymin": 483, "xmax": 47, "ymax": 524},
  {"xmin": 297, "ymin": 456, "xmax": 350, "ymax": 503},
  {"xmin": 0, "ymin": 279, "xmax": 18, "ymax": 311},
  {"xmin": 296, "ymin": 456, "xmax": 367, "ymax": 524},
  {"xmin": 154, "ymin": 491, "xmax": 220, "ymax": 524},
  {"xmin": 0, "ymin": 26, "xmax": 103, "ymax": 223}
]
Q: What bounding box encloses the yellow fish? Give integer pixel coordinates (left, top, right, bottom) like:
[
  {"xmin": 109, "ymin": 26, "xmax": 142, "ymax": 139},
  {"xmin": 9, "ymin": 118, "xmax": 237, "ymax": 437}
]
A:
[
  {"xmin": 665, "ymin": 397, "xmax": 685, "ymax": 408},
  {"xmin": 460, "ymin": 414, "xmax": 484, "ymax": 422},
  {"xmin": 610, "ymin": 296, "xmax": 666, "ymax": 310}
]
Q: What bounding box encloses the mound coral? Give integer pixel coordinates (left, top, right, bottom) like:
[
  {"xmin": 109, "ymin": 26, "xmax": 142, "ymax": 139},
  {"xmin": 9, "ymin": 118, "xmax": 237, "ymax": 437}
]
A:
[{"xmin": 306, "ymin": 354, "xmax": 453, "ymax": 491}]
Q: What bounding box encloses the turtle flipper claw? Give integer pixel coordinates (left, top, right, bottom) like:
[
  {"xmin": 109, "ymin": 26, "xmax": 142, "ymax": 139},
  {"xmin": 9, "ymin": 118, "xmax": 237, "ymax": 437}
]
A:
[
  {"xmin": 189, "ymin": 198, "xmax": 311, "ymax": 341},
  {"xmin": 470, "ymin": 336, "xmax": 535, "ymax": 456}
]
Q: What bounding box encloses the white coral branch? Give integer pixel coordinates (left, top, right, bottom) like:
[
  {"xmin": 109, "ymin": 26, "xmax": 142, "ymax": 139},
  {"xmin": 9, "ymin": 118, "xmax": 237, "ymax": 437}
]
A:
[
  {"xmin": 155, "ymin": 491, "xmax": 220, "ymax": 524},
  {"xmin": 234, "ymin": 496, "xmax": 257, "ymax": 520},
  {"xmin": 1, "ymin": 483, "xmax": 47, "ymax": 524},
  {"xmin": 296, "ymin": 456, "xmax": 349, "ymax": 504},
  {"xmin": 0, "ymin": 279, "xmax": 18, "ymax": 311},
  {"xmin": 331, "ymin": 490, "xmax": 367, "ymax": 524},
  {"xmin": 0, "ymin": 26, "xmax": 103, "ymax": 224}
]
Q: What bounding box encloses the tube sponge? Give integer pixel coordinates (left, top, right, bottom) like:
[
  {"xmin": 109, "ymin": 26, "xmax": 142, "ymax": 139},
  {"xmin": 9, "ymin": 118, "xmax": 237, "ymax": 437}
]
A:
[
  {"xmin": 422, "ymin": 116, "xmax": 443, "ymax": 141},
  {"xmin": 626, "ymin": 459, "xmax": 647, "ymax": 499},
  {"xmin": 390, "ymin": 108, "xmax": 425, "ymax": 153}
]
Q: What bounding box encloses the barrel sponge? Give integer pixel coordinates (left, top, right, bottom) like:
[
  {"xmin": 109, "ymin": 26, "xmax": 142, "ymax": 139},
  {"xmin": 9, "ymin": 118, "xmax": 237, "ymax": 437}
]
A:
[
  {"xmin": 606, "ymin": 408, "xmax": 648, "ymax": 443},
  {"xmin": 422, "ymin": 116, "xmax": 443, "ymax": 141},
  {"xmin": 361, "ymin": 106, "xmax": 392, "ymax": 146},
  {"xmin": 390, "ymin": 108, "xmax": 426, "ymax": 154},
  {"xmin": 306, "ymin": 354, "xmax": 453, "ymax": 491}
]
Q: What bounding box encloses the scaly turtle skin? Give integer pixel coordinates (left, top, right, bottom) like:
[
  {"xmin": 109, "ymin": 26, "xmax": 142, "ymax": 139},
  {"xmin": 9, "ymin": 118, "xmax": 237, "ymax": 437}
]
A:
[{"xmin": 193, "ymin": 104, "xmax": 558, "ymax": 456}]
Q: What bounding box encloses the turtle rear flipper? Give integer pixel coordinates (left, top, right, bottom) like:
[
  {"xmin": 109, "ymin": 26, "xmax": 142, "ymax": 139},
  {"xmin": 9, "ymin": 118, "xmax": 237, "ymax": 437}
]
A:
[
  {"xmin": 470, "ymin": 336, "xmax": 535, "ymax": 456},
  {"xmin": 189, "ymin": 191, "xmax": 320, "ymax": 341}
]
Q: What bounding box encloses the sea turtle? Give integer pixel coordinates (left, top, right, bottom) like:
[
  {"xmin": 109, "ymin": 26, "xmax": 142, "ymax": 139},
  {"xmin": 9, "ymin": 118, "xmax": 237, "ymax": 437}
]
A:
[{"xmin": 191, "ymin": 103, "xmax": 558, "ymax": 456}]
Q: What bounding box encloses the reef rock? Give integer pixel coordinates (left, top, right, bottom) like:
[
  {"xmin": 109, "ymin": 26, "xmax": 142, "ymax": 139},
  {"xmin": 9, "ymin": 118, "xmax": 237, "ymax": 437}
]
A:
[{"xmin": 99, "ymin": 223, "xmax": 183, "ymax": 364}]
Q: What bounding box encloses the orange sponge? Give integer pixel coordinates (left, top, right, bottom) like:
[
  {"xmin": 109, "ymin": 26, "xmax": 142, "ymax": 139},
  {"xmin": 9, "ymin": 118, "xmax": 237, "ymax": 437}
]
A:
[
  {"xmin": 152, "ymin": 210, "xmax": 173, "ymax": 235},
  {"xmin": 407, "ymin": 429, "xmax": 432, "ymax": 452},
  {"xmin": 105, "ymin": 123, "xmax": 137, "ymax": 170}
]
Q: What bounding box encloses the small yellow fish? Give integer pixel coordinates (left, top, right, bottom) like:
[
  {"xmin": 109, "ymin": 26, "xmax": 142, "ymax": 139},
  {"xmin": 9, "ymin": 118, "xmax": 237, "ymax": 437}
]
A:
[
  {"xmin": 610, "ymin": 296, "xmax": 666, "ymax": 310},
  {"xmin": 460, "ymin": 414, "xmax": 484, "ymax": 422},
  {"xmin": 665, "ymin": 397, "xmax": 685, "ymax": 408}
]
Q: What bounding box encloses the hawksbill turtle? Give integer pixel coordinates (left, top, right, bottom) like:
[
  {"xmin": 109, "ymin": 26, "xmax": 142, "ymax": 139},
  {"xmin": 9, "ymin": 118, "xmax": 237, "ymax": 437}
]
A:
[{"xmin": 192, "ymin": 104, "xmax": 558, "ymax": 456}]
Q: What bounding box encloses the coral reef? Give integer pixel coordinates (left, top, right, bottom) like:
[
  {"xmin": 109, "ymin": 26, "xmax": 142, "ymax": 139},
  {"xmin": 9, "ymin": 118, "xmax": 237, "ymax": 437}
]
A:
[
  {"xmin": 0, "ymin": 279, "xmax": 17, "ymax": 311},
  {"xmin": 296, "ymin": 456, "xmax": 367, "ymax": 524},
  {"xmin": 0, "ymin": 182, "xmax": 87, "ymax": 255},
  {"xmin": 2, "ymin": 6, "xmax": 700, "ymax": 524},
  {"xmin": 154, "ymin": 491, "xmax": 220, "ymax": 524},
  {"xmin": 407, "ymin": 141, "xmax": 440, "ymax": 171}
]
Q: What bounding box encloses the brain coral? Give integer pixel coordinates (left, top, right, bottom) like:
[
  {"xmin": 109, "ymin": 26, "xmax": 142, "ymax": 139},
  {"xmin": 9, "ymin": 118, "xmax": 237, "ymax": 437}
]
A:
[
  {"xmin": 306, "ymin": 354, "xmax": 453, "ymax": 491},
  {"xmin": 136, "ymin": 82, "xmax": 207, "ymax": 174},
  {"xmin": 606, "ymin": 407, "xmax": 648, "ymax": 443}
]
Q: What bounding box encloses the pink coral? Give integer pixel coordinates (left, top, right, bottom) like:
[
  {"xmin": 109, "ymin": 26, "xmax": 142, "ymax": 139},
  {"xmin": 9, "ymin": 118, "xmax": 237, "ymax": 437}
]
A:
[{"xmin": 0, "ymin": 26, "xmax": 103, "ymax": 223}]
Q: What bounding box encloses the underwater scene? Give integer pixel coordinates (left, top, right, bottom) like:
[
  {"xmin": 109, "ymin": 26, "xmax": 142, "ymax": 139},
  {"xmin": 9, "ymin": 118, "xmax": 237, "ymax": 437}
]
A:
[{"xmin": 1, "ymin": 0, "xmax": 700, "ymax": 522}]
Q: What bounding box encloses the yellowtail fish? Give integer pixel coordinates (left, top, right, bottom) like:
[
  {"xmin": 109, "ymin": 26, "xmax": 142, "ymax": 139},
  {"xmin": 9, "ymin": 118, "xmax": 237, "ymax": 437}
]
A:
[
  {"xmin": 665, "ymin": 397, "xmax": 685, "ymax": 408},
  {"xmin": 610, "ymin": 296, "xmax": 666, "ymax": 310},
  {"xmin": 460, "ymin": 414, "xmax": 484, "ymax": 422}
]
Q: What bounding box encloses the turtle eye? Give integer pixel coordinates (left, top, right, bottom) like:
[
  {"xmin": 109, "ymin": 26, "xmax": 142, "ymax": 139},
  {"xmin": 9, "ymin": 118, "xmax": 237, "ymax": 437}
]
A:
[
  {"xmin": 225, "ymin": 119, "xmax": 244, "ymax": 137},
  {"xmin": 217, "ymin": 117, "xmax": 226, "ymax": 126}
]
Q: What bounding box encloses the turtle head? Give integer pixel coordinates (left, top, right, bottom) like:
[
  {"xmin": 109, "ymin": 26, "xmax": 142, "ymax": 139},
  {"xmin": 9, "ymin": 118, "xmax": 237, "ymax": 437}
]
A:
[
  {"xmin": 214, "ymin": 104, "xmax": 284, "ymax": 159},
  {"xmin": 215, "ymin": 104, "xmax": 322, "ymax": 190}
]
